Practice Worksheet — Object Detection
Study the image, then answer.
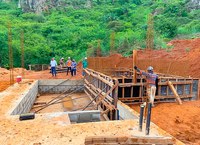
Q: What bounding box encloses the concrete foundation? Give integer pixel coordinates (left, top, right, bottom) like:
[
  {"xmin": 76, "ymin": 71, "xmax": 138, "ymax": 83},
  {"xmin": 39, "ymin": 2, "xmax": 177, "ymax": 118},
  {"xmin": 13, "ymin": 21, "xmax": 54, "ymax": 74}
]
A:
[
  {"xmin": 68, "ymin": 110, "xmax": 101, "ymax": 123},
  {"xmin": 117, "ymin": 101, "xmax": 138, "ymax": 120},
  {"xmin": 11, "ymin": 81, "xmax": 38, "ymax": 115},
  {"xmin": 38, "ymin": 79, "xmax": 84, "ymax": 94}
]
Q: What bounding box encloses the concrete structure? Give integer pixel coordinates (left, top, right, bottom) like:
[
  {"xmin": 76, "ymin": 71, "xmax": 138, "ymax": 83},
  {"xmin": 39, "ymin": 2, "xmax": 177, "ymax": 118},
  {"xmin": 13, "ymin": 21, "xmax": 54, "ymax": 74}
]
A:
[
  {"xmin": 117, "ymin": 101, "xmax": 138, "ymax": 120},
  {"xmin": 38, "ymin": 79, "xmax": 84, "ymax": 94},
  {"xmin": 68, "ymin": 110, "xmax": 101, "ymax": 123},
  {"xmin": 11, "ymin": 80, "xmax": 38, "ymax": 115},
  {"xmin": 0, "ymin": 80, "xmax": 184, "ymax": 145}
]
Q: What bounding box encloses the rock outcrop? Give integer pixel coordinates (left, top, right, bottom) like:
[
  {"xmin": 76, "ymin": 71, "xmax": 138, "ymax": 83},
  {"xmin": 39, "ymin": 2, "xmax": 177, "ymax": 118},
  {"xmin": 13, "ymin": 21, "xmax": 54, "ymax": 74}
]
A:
[{"xmin": 18, "ymin": 0, "xmax": 93, "ymax": 13}]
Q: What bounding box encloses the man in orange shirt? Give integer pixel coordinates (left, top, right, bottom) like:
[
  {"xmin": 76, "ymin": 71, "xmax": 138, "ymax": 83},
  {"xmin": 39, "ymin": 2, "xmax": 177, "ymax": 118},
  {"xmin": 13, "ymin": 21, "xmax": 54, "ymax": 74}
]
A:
[{"xmin": 66, "ymin": 57, "xmax": 72, "ymax": 75}]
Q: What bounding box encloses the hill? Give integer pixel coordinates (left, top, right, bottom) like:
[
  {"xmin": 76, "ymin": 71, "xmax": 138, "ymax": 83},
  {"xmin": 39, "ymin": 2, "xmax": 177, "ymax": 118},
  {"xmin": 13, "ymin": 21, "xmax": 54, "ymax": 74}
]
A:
[{"xmin": 0, "ymin": 0, "xmax": 199, "ymax": 68}]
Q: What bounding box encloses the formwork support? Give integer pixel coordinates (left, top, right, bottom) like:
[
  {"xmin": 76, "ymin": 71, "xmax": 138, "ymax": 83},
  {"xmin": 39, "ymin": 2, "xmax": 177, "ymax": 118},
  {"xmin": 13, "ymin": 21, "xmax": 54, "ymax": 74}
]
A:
[
  {"xmin": 84, "ymin": 68, "xmax": 119, "ymax": 120},
  {"xmin": 133, "ymin": 50, "xmax": 137, "ymax": 84},
  {"xmin": 167, "ymin": 81, "xmax": 182, "ymax": 105}
]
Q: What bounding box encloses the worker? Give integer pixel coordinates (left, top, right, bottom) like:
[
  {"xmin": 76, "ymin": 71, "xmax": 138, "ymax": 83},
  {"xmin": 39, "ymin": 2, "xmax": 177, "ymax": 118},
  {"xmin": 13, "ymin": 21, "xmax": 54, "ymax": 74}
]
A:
[
  {"xmin": 82, "ymin": 57, "xmax": 88, "ymax": 76},
  {"xmin": 66, "ymin": 57, "xmax": 72, "ymax": 75},
  {"xmin": 59, "ymin": 57, "xmax": 64, "ymax": 68},
  {"xmin": 50, "ymin": 57, "xmax": 57, "ymax": 77},
  {"xmin": 71, "ymin": 59, "xmax": 77, "ymax": 76},
  {"xmin": 134, "ymin": 66, "xmax": 158, "ymax": 107}
]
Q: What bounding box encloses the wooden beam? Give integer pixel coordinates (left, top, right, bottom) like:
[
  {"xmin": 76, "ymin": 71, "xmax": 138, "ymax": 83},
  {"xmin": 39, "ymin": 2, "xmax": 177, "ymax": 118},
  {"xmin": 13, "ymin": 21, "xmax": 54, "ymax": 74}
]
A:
[
  {"xmin": 133, "ymin": 50, "xmax": 137, "ymax": 84},
  {"xmin": 122, "ymin": 76, "xmax": 125, "ymax": 98},
  {"xmin": 167, "ymin": 81, "xmax": 182, "ymax": 105},
  {"xmin": 85, "ymin": 136, "xmax": 175, "ymax": 145},
  {"xmin": 118, "ymin": 81, "xmax": 193, "ymax": 88},
  {"xmin": 119, "ymin": 95, "xmax": 192, "ymax": 101},
  {"xmin": 198, "ymin": 79, "xmax": 200, "ymax": 100}
]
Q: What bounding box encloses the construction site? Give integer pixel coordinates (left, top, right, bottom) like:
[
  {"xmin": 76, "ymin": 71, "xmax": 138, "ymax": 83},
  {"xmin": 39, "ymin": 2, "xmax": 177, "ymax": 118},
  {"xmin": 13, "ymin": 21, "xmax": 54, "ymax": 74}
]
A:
[{"xmin": 0, "ymin": 36, "xmax": 200, "ymax": 145}]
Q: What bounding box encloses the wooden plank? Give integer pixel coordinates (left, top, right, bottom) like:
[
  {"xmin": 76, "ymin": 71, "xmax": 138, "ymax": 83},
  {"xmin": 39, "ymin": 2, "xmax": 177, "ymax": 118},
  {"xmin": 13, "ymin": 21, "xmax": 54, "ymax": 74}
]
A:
[
  {"xmin": 119, "ymin": 95, "xmax": 192, "ymax": 101},
  {"xmin": 167, "ymin": 81, "xmax": 182, "ymax": 105},
  {"xmin": 122, "ymin": 76, "xmax": 125, "ymax": 98},
  {"xmin": 85, "ymin": 136, "xmax": 175, "ymax": 145},
  {"xmin": 198, "ymin": 79, "xmax": 200, "ymax": 100},
  {"xmin": 133, "ymin": 50, "xmax": 137, "ymax": 84},
  {"xmin": 118, "ymin": 81, "xmax": 193, "ymax": 88}
]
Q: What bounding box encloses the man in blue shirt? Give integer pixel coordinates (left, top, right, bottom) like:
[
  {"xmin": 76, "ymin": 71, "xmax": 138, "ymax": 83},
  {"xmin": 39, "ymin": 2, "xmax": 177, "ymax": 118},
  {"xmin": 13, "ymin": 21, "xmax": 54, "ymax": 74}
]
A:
[
  {"xmin": 134, "ymin": 66, "xmax": 158, "ymax": 107},
  {"xmin": 50, "ymin": 57, "xmax": 57, "ymax": 77},
  {"xmin": 71, "ymin": 59, "xmax": 77, "ymax": 76}
]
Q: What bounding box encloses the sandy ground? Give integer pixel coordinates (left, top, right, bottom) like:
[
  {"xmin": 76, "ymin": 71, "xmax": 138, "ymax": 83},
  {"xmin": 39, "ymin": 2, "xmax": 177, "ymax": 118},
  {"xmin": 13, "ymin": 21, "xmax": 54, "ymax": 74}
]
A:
[
  {"xmin": 0, "ymin": 81, "xmax": 181, "ymax": 145},
  {"xmin": 30, "ymin": 93, "xmax": 92, "ymax": 113}
]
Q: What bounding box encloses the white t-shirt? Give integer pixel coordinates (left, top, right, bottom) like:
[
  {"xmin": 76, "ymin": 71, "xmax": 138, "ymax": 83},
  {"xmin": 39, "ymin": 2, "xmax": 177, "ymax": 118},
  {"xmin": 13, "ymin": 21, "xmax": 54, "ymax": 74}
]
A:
[{"xmin": 50, "ymin": 60, "xmax": 57, "ymax": 67}]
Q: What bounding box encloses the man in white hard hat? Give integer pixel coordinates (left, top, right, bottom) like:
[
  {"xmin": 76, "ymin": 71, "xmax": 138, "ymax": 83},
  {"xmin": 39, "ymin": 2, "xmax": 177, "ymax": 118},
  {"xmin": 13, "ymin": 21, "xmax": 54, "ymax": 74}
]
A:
[
  {"xmin": 66, "ymin": 57, "xmax": 72, "ymax": 75},
  {"xmin": 134, "ymin": 66, "xmax": 158, "ymax": 107},
  {"xmin": 59, "ymin": 57, "xmax": 64, "ymax": 68}
]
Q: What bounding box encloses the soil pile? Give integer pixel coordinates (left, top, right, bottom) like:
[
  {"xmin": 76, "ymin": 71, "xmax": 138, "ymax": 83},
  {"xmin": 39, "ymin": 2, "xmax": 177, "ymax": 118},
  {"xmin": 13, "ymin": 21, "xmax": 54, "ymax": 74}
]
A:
[{"xmin": 131, "ymin": 101, "xmax": 200, "ymax": 145}]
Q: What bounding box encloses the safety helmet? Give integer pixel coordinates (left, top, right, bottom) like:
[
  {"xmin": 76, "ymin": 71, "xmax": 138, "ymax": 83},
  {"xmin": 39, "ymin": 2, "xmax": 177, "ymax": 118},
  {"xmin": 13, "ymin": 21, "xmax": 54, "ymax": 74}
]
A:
[
  {"xmin": 85, "ymin": 57, "xmax": 87, "ymax": 59},
  {"xmin": 68, "ymin": 57, "xmax": 70, "ymax": 59},
  {"xmin": 147, "ymin": 66, "xmax": 153, "ymax": 71}
]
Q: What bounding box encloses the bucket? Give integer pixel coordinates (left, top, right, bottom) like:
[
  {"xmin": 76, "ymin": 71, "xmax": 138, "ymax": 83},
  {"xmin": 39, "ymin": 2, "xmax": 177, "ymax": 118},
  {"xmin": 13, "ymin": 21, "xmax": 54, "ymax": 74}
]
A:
[{"xmin": 16, "ymin": 76, "xmax": 22, "ymax": 83}]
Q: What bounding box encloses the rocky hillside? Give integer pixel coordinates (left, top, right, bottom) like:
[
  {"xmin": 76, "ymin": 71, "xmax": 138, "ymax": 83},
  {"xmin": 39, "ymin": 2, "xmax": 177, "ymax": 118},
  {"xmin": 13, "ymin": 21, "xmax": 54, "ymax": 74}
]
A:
[
  {"xmin": 18, "ymin": 0, "xmax": 93, "ymax": 13},
  {"xmin": 17, "ymin": 0, "xmax": 200, "ymax": 13}
]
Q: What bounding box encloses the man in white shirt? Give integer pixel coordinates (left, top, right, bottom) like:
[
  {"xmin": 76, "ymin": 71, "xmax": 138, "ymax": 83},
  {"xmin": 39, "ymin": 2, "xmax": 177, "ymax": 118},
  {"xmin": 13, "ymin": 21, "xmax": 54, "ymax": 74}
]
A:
[{"xmin": 50, "ymin": 57, "xmax": 57, "ymax": 77}]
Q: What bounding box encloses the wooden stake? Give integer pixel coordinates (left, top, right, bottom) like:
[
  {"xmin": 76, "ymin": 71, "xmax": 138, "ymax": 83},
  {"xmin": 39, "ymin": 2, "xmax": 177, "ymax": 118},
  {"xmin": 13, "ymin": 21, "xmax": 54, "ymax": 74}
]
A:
[
  {"xmin": 167, "ymin": 81, "xmax": 182, "ymax": 105},
  {"xmin": 133, "ymin": 50, "xmax": 137, "ymax": 84}
]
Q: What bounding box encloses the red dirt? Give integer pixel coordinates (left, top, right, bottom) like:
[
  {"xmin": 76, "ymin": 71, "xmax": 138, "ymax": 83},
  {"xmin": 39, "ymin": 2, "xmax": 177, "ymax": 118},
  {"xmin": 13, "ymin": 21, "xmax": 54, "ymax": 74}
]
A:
[
  {"xmin": 137, "ymin": 38, "xmax": 200, "ymax": 78},
  {"xmin": 130, "ymin": 101, "xmax": 200, "ymax": 145},
  {"xmin": 0, "ymin": 66, "xmax": 83, "ymax": 92}
]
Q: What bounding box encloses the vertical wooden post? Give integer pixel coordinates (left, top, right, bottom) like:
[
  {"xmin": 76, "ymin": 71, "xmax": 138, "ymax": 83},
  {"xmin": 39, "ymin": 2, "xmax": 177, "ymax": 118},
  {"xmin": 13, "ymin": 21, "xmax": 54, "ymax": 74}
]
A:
[
  {"xmin": 133, "ymin": 50, "xmax": 137, "ymax": 84},
  {"xmin": 113, "ymin": 79, "xmax": 118, "ymax": 108},
  {"xmin": 198, "ymin": 79, "xmax": 200, "ymax": 100},
  {"xmin": 122, "ymin": 76, "xmax": 125, "ymax": 98},
  {"xmin": 190, "ymin": 79, "xmax": 193, "ymax": 100},
  {"xmin": 183, "ymin": 79, "xmax": 186, "ymax": 95}
]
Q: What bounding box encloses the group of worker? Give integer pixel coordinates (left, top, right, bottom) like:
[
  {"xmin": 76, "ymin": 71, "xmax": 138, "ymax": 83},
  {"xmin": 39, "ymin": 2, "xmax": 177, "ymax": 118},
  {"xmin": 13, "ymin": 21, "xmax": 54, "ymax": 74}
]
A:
[{"xmin": 50, "ymin": 57, "xmax": 88, "ymax": 77}]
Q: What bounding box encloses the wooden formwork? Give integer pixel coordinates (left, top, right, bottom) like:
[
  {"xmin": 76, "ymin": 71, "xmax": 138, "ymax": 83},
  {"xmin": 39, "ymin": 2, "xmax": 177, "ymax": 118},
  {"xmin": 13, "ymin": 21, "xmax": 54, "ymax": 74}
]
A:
[
  {"xmin": 84, "ymin": 68, "xmax": 119, "ymax": 120},
  {"xmin": 86, "ymin": 68, "xmax": 199, "ymax": 105},
  {"xmin": 106, "ymin": 69, "xmax": 199, "ymax": 104}
]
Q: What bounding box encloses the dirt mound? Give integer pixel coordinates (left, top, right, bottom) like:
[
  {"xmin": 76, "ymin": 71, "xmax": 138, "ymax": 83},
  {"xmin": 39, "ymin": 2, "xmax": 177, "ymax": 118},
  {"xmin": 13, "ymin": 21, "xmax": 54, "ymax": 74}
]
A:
[
  {"xmin": 131, "ymin": 100, "xmax": 200, "ymax": 145},
  {"xmin": 0, "ymin": 68, "xmax": 9, "ymax": 74}
]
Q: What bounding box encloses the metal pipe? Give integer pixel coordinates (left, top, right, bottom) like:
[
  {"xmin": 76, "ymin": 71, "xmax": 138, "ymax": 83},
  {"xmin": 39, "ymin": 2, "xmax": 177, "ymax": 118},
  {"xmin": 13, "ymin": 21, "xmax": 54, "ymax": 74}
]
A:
[
  {"xmin": 139, "ymin": 104, "xmax": 145, "ymax": 131},
  {"xmin": 145, "ymin": 103, "xmax": 152, "ymax": 135}
]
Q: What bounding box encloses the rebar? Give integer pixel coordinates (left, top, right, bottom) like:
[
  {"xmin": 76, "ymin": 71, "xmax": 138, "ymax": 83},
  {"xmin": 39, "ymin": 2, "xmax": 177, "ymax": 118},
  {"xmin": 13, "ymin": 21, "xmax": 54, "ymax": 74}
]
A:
[
  {"xmin": 8, "ymin": 22, "xmax": 14, "ymax": 85},
  {"xmin": 21, "ymin": 30, "xmax": 25, "ymax": 78}
]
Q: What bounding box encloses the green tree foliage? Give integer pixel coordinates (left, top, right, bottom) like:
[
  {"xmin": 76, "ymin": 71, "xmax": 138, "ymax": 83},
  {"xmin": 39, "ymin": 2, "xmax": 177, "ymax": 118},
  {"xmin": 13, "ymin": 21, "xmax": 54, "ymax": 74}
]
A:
[{"xmin": 0, "ymin": 0, "xmax": 199, "ymax": 68}]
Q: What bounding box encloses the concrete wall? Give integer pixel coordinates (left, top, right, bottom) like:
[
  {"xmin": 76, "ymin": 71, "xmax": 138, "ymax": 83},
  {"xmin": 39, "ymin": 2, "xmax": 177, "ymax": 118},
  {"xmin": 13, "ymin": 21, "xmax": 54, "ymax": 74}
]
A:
[
  {"xmin": 68, "ymin": 110, "xmax": 101, "ymax": 123},
  {"xmin": 117, "ymin": 101, "xmax": 138, "ymax": 120},
  {"xmin": 11, "ymin": 81, "xmax": 38, "ymax": 115},
  {"xmin": 38, "ymin": 79, "xmax": 84, "ymax": 94}
]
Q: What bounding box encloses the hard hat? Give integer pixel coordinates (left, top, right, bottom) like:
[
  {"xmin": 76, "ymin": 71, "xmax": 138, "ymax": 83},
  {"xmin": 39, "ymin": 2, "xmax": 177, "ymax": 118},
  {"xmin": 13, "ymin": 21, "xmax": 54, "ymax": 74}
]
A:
[
  {"xmin": 68, "ymin": 57, "xmax": 70, "ymax": 59},
  {"xmin": 61, "ymin": 57, "xmax": 64, "ymax": 59},
  {"xmin": 85, "ymin": 57, "xmax": 87, "ymax": 59},
  {"xmin": 147, "ymin": 66, "xmax": 153, "ymax": 71}
]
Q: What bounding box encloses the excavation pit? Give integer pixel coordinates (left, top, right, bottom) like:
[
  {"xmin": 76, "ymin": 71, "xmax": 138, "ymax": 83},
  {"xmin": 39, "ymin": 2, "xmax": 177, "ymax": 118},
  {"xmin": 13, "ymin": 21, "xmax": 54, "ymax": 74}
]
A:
[{"xmin": 0, "ymin": 78, "xmax": 184, "ymax": 144}]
